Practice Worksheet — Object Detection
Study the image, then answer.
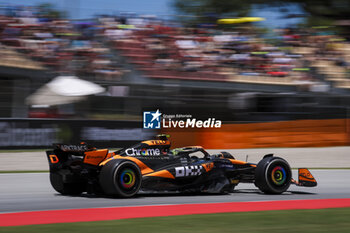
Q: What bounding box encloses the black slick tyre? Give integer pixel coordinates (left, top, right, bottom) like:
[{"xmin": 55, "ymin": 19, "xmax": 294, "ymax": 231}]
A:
[
  {"xmin": 49, "ymin": 171, "xmax": 85, "ymax": 195},
  {"xmin": 99, "ymin": 159, "xmax": 142, "ymax": 198},
  {"xmin": 254, "ymin": 156, "xmax": 292, "ymax": 194}
]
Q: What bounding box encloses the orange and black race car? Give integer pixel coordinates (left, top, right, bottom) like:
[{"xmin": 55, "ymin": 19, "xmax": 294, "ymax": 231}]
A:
[{"xmin": 46, "ymin": 135, "xmax": 317, "ymax": 197}]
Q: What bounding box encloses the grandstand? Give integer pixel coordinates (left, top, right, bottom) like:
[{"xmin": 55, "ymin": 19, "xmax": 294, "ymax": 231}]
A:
[
  {"xmin": 1, "ymin": 5, "xmax": 350, "ymax": 120},
  {"xmin": 0, "ymin": 43, "xmax": 48, "ymax": 117}
]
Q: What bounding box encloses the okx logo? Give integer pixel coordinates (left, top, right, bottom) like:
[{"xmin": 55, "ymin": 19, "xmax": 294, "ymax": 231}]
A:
[{"xmin": 143, "ymin": 109, "xmax": 162, "ymax": 129}]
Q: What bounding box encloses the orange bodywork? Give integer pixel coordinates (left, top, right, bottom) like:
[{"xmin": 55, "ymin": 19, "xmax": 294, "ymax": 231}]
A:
[
  {"xmin": 202, "ymin": 162, "xmax": 214, "ymax": 172},
  {"xmin": 145, "ymin": 170, "xmax": 175, "ymax": 179},
  {"xmin": 229, "ymin": 159, "xmax": 256, "ymax": 167},
  {"xmin": 83, "ymin": 149, "xmax": 109, "ymax": 166},
  {"xmin": 298, "ymin": 168, "xmax": 316, "ymax": 182},
  {"xmin": 99, "ymin": 155, "xmax": 154, "ymax": 175}
]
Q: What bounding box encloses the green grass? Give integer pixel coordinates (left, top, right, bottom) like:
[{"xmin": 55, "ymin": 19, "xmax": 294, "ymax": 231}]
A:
[{"xmin": 1, "ymin": 208, "xmax": 350, "ymax": 233}]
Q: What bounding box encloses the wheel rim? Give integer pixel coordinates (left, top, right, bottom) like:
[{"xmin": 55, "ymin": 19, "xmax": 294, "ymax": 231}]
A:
[
  {"xmin": 119, "ymin": 168, "xmax": 136, "ymax": 189},
  {"xmin": 271, "ymin": 166, "xmax": 287, "ymax": 186}
]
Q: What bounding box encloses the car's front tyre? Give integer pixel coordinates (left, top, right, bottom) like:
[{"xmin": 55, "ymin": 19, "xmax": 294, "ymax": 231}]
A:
[{"xmin": 254, "ymin": 156, "xmax": 292, "ymax": 194}]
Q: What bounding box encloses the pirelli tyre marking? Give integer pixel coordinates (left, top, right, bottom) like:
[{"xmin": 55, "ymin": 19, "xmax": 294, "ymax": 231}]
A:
[{"xmin": 175, "ymin": 165, "xmax": 203, "ymax": 177}]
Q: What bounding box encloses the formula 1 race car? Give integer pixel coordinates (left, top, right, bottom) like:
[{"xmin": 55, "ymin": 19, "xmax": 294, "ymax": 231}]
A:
[{"xmin": 46, "ymin": 135, "xmax": 317, "ymax": 197}]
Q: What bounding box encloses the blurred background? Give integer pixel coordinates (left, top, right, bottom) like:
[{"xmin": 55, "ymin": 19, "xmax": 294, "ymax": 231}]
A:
[{"xmin": 1, "ymin": 0, "xmax": 350, "ymax": 149}]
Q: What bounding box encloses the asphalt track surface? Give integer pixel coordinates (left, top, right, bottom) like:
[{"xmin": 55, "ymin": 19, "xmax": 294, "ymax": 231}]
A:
[{"xmin": 1, "ymin": 170, "xmax": 349, "ymax": 213}]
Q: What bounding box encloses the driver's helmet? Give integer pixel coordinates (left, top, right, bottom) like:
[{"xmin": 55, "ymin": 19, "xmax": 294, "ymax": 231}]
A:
[
  {"xmin": 211, "ymin": 152, "xmax": 234, "ymax": 159},
  {"xmin": 211, "ymin": 153, "xmax": 224, "ymax": 158}
]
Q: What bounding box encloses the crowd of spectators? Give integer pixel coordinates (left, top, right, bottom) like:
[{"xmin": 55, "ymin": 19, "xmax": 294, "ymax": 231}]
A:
[
  {"xmin": 103, "ymin": 18, "xmax": 350, "ymax": 86},
  {"xmin": 1, "ymin": 5, "xmax": 350, "ymax": 88},
  {"xmin": 0, "ymin": 5, "xmax": 124, "ymax": 81}
]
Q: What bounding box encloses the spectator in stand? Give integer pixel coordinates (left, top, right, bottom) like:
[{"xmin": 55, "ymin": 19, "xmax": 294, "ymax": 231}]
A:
[{"xmin": 1, "ymin": 4, "xmax": 350, "ymax": 88}]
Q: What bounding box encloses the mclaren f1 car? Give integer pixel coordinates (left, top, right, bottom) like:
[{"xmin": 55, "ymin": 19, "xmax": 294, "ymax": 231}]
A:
[{"xmin": 46, "ymin": 135, "xmax": 317, "ymax": 197}]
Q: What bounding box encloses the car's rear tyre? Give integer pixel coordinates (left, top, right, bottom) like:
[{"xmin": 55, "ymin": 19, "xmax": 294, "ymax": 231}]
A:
[
  {"xmin": 49, "ymin": 158, "xmax": 85, "ymax": 195},
  {"xmin": 50, "ymin": 171, "xmax": 85, "ymax": 195},
  {"xmin": 255, "ymin": 156, "xmax": 291, "ymax": 194},
  {"xmin": 99, "ymin": 160, "xmax": 142, "ymax": 198},
  {"xmin": 229, "ymin": 184, "xmax": 237, "ymax": 193}
]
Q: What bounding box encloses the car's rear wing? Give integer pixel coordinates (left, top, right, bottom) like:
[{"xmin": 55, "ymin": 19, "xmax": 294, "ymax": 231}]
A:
[
  {"xmin": 46, "ymin": 143, "xmax": 91, "ymax": 171},
  {"xmin": 291, "ymin": 168, "xmax": 317, "ymax": 187}
]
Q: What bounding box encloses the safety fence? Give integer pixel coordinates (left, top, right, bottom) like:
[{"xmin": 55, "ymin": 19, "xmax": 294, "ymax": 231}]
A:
[
  {"xmin": 0, "ymin": 118, "xmax": 349, "ymax": 149},
  {"xmin": 162, "ymin": 119, "xmax": 350, "ymax": 149},
  {"xmin": 0, "ymin": 119, "xmax": 154, "ymax": 149}
]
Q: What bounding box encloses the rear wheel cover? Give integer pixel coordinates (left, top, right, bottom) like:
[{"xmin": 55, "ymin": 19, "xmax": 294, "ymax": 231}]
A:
[
  {"xmin": 99, "ymin": 160, "xmax": 142, "ymax": 197},
  {"xmin": 265, "ymin": 159, "xmax": 291, "ymax": 192},
  {"xmin": 113, "ymin": 162, "xmax": 141, "ymax": 196},
  {"xmin": 119, "ymin": 168, "xmax": 136, "ymax": 189}
]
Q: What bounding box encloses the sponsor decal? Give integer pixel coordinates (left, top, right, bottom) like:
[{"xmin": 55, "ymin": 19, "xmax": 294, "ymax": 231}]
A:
[
  {"xmin": 143, "ymin": 110, "xmax": 221, "ymax": 129},
  {"xmin": 217, "ymin": 164, "xmax": 234, "ymax": 169},
  {"xmin": 180, "ymin": 158, "xmax": 188, "ymax": 165},
  {"xmin": 59, "ymin": 144, "xmax": 88, "ymax": 152},
  {"xmin": 125, "ymin": 148, "xmax": 161, "ymax": 156},
  {"xmin": 215, "ymin": 160, "xmax": 234, "ymax": 169},
  {"xmin": 49, "ymin": 154, "xmax": 59, "ymax": 164},
  {"xmin": 175, "ymin": 165, "xmax": 203, "ymax": 177}
]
